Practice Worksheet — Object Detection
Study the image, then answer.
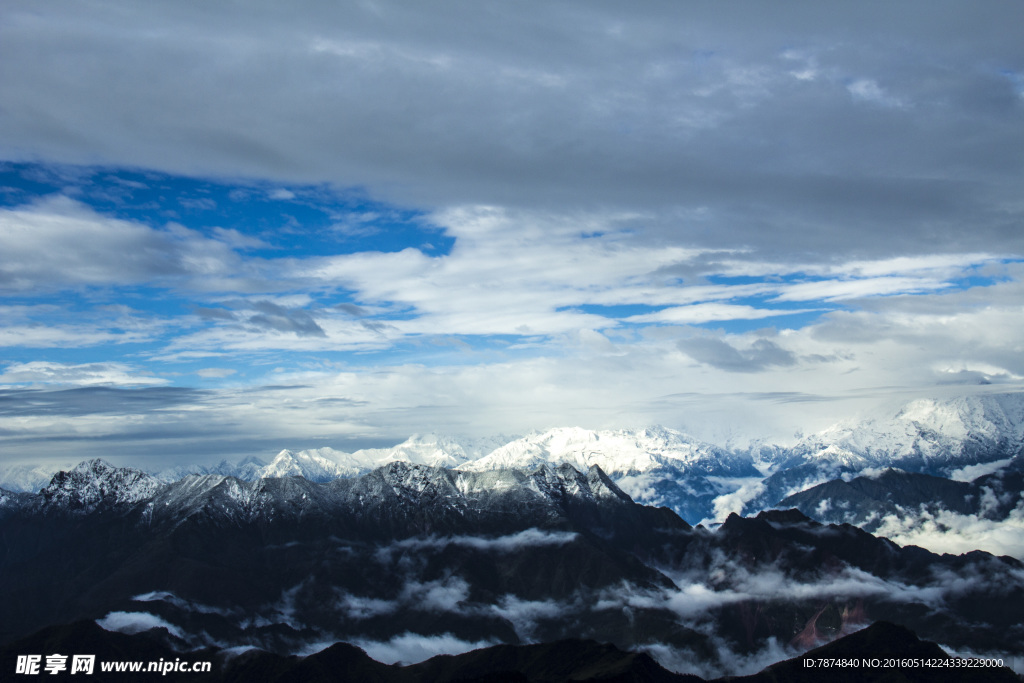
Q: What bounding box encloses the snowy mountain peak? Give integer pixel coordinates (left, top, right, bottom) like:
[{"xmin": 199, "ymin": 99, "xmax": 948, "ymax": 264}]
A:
[
  {"xmin": 523, "ymin": 462, "xmax": 632, "ymax": 505},
  {"xmin": 135, "ymin": 460, "xmax": 638, "ymax": 529},
  {"xmin": 794, "ymin": 392, "xmax": 1024, "ymax": 474},
  {"xmin": 0, "ymin": 462, "xmax": 69, "ymax": 493},
  {"xmin": 350, "ymin": 432, "xmax": 508, "ymax": 469},
  {"xmin": 360, "ymin": 433, "xmax": 471, "ymax": 468},
  {"xmin": 459, "ymin": 425, "xmax": 733, "ymax": 476},
  {"xmin": 152, "ymin": 456, "xmax": 268, "ymax": 484},
  {"xmin": 259, "ymin": 448, "xmax": 353, "ymax": 481},
  {"xmin": 42, "ymin": 459, "xmax": 164, "ymax": 512}
]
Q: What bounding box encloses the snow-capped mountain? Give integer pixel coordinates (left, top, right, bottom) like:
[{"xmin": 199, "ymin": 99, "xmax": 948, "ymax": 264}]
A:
[
  {"xmin": 350, "ymin": 432, "xmax": 512, "ymax": 469},
  {"xmin": 257, "ymin": 434, "xmax": 511, "ymax": 481},
  {"xmin": 39, "ymin": 459, "xmax": 163, "ymax": 513},
  {"xmin": 6, "ymin": 392, "xmax": 1024, "ymax": 527},
  {"xmin": 4, "ymin": 458, "xmax": 1024, "ymax": 677},
  {"xmin": 459, "ymin": 426, "xmax": 724, "ymax": 474},
  {"xmin": 144, "ymin": 434, "xmax": 515, "ymax": 486},
  {"xmin": 459, "ymin": 426, "xmax": 760, "ymax": 522},
  {"xmin": 0, "ymin": 487, "xmax": 32, "ymax": 515},
  {"xmin": 152, "ymin": 456, "xmax": 267, "ymax": 483},
  {"xmin": 744, "ymin": 392, "xmax": 1024, "ymax": 514},
  {"xmin": 257, "ymin": 447, "xmax": 359, "ymax": 480},
  {"xmin": 0, "ymin": 462, "xmax": 71, "ymax": 494},
  {"xmin": 135, "ymin": 460, "xmax": 638, "ymax": 531},
  {"xmin": 795, "ymin": 393, "xmax": 1024, "ymax": 473}
]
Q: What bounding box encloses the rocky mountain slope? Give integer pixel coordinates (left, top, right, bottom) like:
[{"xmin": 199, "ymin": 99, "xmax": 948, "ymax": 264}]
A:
[
  {"xmin": 745, "ymin": 393, "xmax": 1024, "ymax": 513},
  {"xmin": 5, "ymin": 619, "xmax": 1013, "ymax": 683},
  {"xmin": 2, "ymin": 459, "xmax": 1023, "ymax": 678},
  {"xmin": 3, "ymin": 393, "xmax": 1024, "ymax": 532}
]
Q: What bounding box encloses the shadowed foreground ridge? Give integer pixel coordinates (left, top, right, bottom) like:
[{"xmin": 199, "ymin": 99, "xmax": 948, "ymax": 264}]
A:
[
  {"xmin": 3, "ymin": 460, "xmax": 1024, "ymax": 679},
  {"xmin": 733, "ymin": 621, "xmax": 1020, "ymax": 683},
  {"xmin": 0, "ymin": 621, "xmax": 1018, "ymax": 682}
]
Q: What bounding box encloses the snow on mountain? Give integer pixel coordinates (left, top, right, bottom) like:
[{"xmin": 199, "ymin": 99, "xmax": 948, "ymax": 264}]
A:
[
  {"xmin": 153, "ymin": 456, "xmax": 267, "ymax": 483},
  {"xmin": 351, "ymin": 432, "xmax": 512, "ymax": 469},
  {"xmin": 135, "ymin": 460, "xmax": 639, "ymax": 531},
  {"xmin": 0, "ymin": 462, "xmax": 72, "ymax": 493},
  {"xmin": 10, "ymin": 392, "xmax": 1024, "ymax": 525},
  {"xmin": 258, "ymin": 448, "xmax": 359, "ymax": 481},
  {"xmin": 252, "ymin": 434, "xmax": 490, "ymax": 482},
  {"xmin": 459, "ymin": 426, "xmax": 740, "ymax": 475},
  {"xmin": 0, "ymin": 487, "xmax": 33, "ymax": 515},
  {"xmin": 744, "ymin": 392, "xmax": 1024, "ymax": 516},
  {"xmin": 41, "ymin": 459, "xmax": 164, "ymax": 513},
  {"xmin": 794, "ymin": 393, "xmax": 1024, "ymax": 473},
  {"xmin": 459, "ymin": 426, "xmax": 760, "ymax": 522},
  {"xmin": 142, "ymin": 434, "xmax": 514, "ymax": 487}
]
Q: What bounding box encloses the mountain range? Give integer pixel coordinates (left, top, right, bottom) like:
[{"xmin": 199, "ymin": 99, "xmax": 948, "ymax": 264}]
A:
[
  {"xmin": 5, "ymin": 393, "xmax": 1022, "ymax": 542},
  {"xmin": 2, "ymin": 456, "xmax": 1023, "ymax": 678},
  {"xmin": 1, "ymin": 620, "xmax": 1015, "ymax": 682}
]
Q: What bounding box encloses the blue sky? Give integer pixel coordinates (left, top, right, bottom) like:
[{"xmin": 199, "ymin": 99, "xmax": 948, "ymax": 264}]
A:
[{"xmin": 1, "ymin": 1, "xmax": 1022, "ymax": 467}]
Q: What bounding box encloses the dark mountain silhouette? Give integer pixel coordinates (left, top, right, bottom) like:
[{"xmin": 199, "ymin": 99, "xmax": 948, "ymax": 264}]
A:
[
  {"xmin": 1, "ymin": 620, "xmax": 1016, "ymax": 682},
  {"xmin": 2, "ymin": 460, "xmax": 1023, "ymax": 677}
]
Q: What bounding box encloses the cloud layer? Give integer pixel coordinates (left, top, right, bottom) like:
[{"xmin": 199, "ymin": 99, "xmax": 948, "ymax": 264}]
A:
[{"xmin": 0, "ymin": 1, "xmax": 1022, "ymax": 464}]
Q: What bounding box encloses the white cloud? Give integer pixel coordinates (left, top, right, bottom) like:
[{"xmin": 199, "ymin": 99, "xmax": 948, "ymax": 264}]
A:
[
  {"xmin": 378, "ymin": 530, "xmax": 578, "ymax": 561},
  {"xmin": 584, "ymin": 547, "xmax": 1019, "ymax": 677},
  {"xmin": 644, "ymin": 636, "xmax": 800, "ymax": 679},
  {"xmin": 0, "ymin": 197, "xmax": 247, "ymax": 292},
  {"xmin": 0, "ymin": 361, "xmax": 169, "ymax": 386},
  {"xmin": 0, "ymin": 303, "xmax": 174, "ymax": 349},
  {"xmin": 489, "ymin": 595, "xmax": 567, "ymax": 640},
  {"xmin": 950, "ymin": 457, "xmax": 1015, "ymax": 483},
  {"xmin": 131, "ymin": 590, "xmax": 236, "ymax": 617},
  {"xmin": 0, "ymin": 0, "xmax": 1021, "ymax": 465},
  {"xmin": 297, "ymin": 206, "xmax": 712, "ymax": 338},
  {"xmin": 875, "ymin": 504, "xmax": 1024, "ymax": 560},
  {"xmin": 96, "ymin": 611, "xmax": 185, "ymax": 639},
  {"xmin": 401, "ymin": 577, "xmax": 470, "ymax": 613},
  {"xmin": 196, "ymin": 368, "xmax": 237, "ymax": 379},
  {"xmin": 627, "ymin": 303, "xmax": 814, "ymax": 325},
  {"xmin": 707, "ymin": 477, "xmax": 767, "ymax": 524},
  {"xmin": 824, "ymin": 253, "xmax": 1003, "ymax": 279},
  {"xmin": 336, "ymin": 594, "xmax": 397, "ymax": 620},
  {"xmin": 351, "ymin": 632, "xmax": 498, "ymax": 665},
  {"xmin": 773, "ymin": 276, "xmax": 951, "ymax": 303},
  {"xmin": 3, "ymin": 274, "xmax": 1022, "ymax": 464},
  {"xmin": 0, "ymin": 325, "xmax": 152, "ymax": 348},
  {"xmin": 847, "ymin": 78, "xmax": 905, "ymax": 108}
]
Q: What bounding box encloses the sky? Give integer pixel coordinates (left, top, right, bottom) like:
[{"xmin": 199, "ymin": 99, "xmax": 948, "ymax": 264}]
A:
[{"xmin": 1, "ymin": 0, "xmax": 1022, "ymax": 468}]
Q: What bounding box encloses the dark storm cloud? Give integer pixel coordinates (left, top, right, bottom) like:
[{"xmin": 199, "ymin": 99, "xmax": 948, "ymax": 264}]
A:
[
  {"xmin": 1, "ymin": 0, "xmax": 1021, "ymax": 264},
  {"xmin": 0, "ymin": 384, "xmax": 310, "ymax": 464},
  {"xmin": 0, "ymin": 387, "xmax": 209, "ymax": 418},
  {"xmin": 678, "ymin": 337, "xmax": 797, "ymax": 373},
  {"xmin": 334, "ymin": 303, "xmax": 368, "ymax": 317},
  {"xmin": 247, "ymin": 300, "xmax": 326, "ymax": 337},
  {"xmin": 194, "ymin": 307, "xmax": 238, "ymax": 321}
]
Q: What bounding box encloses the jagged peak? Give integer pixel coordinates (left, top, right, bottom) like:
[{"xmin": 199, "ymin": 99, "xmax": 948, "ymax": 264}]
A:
[
  {"xmin": 755, "ymin": 508, "xmax": 815, "ymax": 525},
  {"xmin": 69, "ymin": 457, "xmax": 119, "ymax": 475},
  {"xmin": 42, "ymin": 459, "xmax": 164, "ymax": 512},
  {"xmin": 458, "ymin": 425, "xmax": 737, "ymax": 479},
  {"xmin": 585, "ymin": 465, "xmax": 633, "ymax": 504},
  {"xmin": 48, "ymin": 458, "xmax": 155, "ymax": 486}
]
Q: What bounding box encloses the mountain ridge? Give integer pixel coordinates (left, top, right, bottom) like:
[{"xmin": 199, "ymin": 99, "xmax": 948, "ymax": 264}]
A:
[
  {"xmin": 3, "ymin": 393, "xmax": 1023, "ymax": 530},
  {"xmin": 3, "ymin": 458, "xmax": 1024, "ymax": 677},
  {"xmin": 5, "ymin": 619, "xmax": 1013, "ymax": 682}
]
